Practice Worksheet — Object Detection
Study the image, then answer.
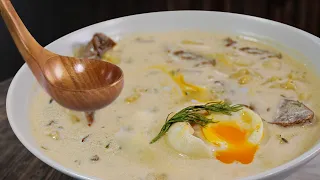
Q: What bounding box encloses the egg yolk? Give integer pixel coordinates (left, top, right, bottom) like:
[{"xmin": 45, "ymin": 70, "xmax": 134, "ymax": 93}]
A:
[
  {"xmin": 202, "ymin": 122, "xmax": 258, "ymax": 164},
  {"xmin": 171, "ymin": 73, "xmax": 210, "ymax": 102},
  {"xmin": 150, "ymin": 65, "xmax": 212, "ymax": 102}
]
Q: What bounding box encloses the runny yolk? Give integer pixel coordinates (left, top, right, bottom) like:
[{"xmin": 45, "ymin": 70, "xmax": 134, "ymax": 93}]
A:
[
  {"xmin": 171, "ymin": 74, "xmax": 208, "ymax": 101},
  {"xmin": 202, "ymin": 122, "xmax": 258, "ymax": 164},
  {"xmin": 149, "ymin": 65, "xmax": 212, "ymax": 102}
]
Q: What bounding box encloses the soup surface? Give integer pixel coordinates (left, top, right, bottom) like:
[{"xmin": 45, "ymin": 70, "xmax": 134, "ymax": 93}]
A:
[{"xmin": 30, "ymin": 31, "xmax": 320, "ymax": 180}]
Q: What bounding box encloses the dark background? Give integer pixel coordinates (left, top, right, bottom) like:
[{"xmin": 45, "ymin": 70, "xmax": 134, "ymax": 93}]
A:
[{"xmin": 0, "ymin": 0, "xmax": 319, "ymax": 81}]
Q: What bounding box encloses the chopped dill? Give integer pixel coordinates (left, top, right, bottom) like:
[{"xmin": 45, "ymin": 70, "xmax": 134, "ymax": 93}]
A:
[
  {"xmin": 281, "ymin": 137, "xmax": 289, "ymax": 143},
  {"xmin": 74, "ymin": 160, "xmax": 81, "ymax": 165},
  {"xmin": 150, "ymin": 101, "xmax": 243, "ymax": 144},
  {"xmin": 293, "ymin": 101, "xmax": 302, "ymax": 107},
  {"xmin": 277, "ymin": 134, "xmax": 289, "ymax": 144},
  {"xmin": 46, "ymin": 120, "xmax": 56, "ymax": 126}
]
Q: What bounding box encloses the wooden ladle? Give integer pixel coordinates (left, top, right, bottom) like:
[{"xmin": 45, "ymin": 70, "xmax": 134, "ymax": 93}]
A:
[{"xmin": 0, "ymin": 0, "xmax": 124, "ymax": 111}]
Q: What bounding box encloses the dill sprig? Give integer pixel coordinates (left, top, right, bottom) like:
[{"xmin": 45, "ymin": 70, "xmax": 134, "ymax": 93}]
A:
[{"xmin": 150, "ymin": 101, "xmax": 243, "ymax": 144}]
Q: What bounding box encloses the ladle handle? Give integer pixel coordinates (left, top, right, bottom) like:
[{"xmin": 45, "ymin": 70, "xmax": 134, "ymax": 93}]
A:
[{"xmin": 0, "ymin": 0, "xmax": 54, "ymax": 77}]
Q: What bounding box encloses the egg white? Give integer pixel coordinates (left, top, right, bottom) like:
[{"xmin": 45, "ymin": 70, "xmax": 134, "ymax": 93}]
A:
[{"xmin": 166, "ymin": 122, "xmax": 213, "ymax": 158}]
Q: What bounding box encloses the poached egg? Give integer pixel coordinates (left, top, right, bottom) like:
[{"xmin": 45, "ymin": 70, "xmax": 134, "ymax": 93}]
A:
[{"xmin": 166, "ymin": 107, "xmax": 263, "ymax": 164}]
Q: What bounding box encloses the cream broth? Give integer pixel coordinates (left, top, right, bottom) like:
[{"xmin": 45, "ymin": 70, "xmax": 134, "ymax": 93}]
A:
[{"xmin": 30, "ymin": 31, "xmax": 320, "ymax": 180}]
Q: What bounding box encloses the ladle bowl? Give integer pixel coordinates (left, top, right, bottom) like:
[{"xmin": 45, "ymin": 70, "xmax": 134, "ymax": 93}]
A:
[{"xmin": 0, "ymin": 0, "xmax": 124, "ymax": 111}]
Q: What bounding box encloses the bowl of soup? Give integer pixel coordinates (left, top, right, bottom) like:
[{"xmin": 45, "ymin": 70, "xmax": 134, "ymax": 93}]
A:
[{"xmin": 6, "ymin": 11, "xmax": 320, "ymax": 180}]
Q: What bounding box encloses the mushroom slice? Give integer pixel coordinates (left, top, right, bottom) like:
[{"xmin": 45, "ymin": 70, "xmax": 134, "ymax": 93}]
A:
[{"xmin": 271, "ymin": 99, "xmax": 314, "ymax": 127}]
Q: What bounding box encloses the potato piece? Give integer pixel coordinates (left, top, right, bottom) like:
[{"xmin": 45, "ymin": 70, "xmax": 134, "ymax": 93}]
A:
[
  {"xmin": 48, "ymin": 131, "xmax": 60, "ymax": 140},
  {"xmin": 252, "ymin": 70, "xmax": 263, "ymax": 79},
  {"xmin": 125, "ymin": 93, "xmax": 141, "ymax": 103},
  {"xmin": 234, "ymin": 58, "xmax": 254, "ymax": 67},
  {"xmin": 206, "ymin": 54, "xmax": 233, "ymax": 68},
  {"xmin": 102, "ymin": 53, "xmax": 121, "ymax": 64},
  {"xmin": 280, "ymin": 80, "xmax": 296, "ymax": 90},
  {"xmin": 238, "ymin": 75, "xmax": 252, "ymax": 85},
  {"xmin": 230, "ymin": 69, "xmax": 255, "ymax": 85},
  {"xmin": 262, "ymin": 59, "xmax": 282, "ymax": 70},
  {"xmin": 288, "ymin": 71, "xmax": 307, "ymax": 81},
  {"xmin": 270, "ymin": 80, "xmax": 296, "ymax": 90},
  {"xmin": 230, "ymin": 69, "xmax": 250, "ymax": 79},
  {"xmin": 262, "ymin": 76, "xmax": 282, "ymax": 85},
  {"xmin": 146, "ymin": 173, "xmax": 168, "ymax": 180},
  {"xmin": 181, "ymin": 40, "xmax": 203, "ymax": 45}
]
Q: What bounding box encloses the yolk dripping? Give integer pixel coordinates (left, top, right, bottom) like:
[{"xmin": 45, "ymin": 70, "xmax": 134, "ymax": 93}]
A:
[
  {"xmin": 171, "ymin": 73, "xmax": 209, "ymax": 102},
  {"xmin": 202, "ymin": 122, "xmax": 258, "ymax": 164},
  {"xmin": 150, "ymin": 65, "xmax": 212, "ymax": 102}
]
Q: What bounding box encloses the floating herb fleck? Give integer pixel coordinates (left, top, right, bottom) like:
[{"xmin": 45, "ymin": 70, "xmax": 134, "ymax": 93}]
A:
[
  {"xmin": 293, "ymin": 101, "xmax": 302, "ymax": 107},
  {"xmin": 90, "ymin": 155, "xmax": 100, "ymax": 161},
  {"xmin": 81, "ymin": 134, "xmax": 90, "ymax": 142},
  {"xmin": 153, "ymin": 88, "xmax": 159, "ymax": 93},
  {"xmin": 105, "ymin": 143, "xmax": 110, "ymax": 149},
  {"xmin": 47, "ymin": 120, "xmax": 56, "ymax": 126},
  {"xmin": 41, "ymin": 146, "xmax": 48, "ymax": 150},
  {"xmin": 150, "ymin": 107, "xmax": 159, "ymax": 113},
  {"xmin": 74, "ymin": 160, "xmax": 81, "ymax": 165},
  {"xmin": 281, "ymin": 137, "xmax": 289, "ymax": 143},
  {"xmin": 277, "ymin": 134, "xmax": 289, "ymax": 144},
  {"xmin": 49, "ymin": 98, "xmax": 53, "ymax": 104},
  {"xmin": 225, "ymin": 37, "xmax": 237, "ymax": 47},
  {"xmin": 169, "ymin": 70, "xmax": 177, "ymax": 76},
  {"xmin": 150, "ymin": 101, "xmax": 243, "ymax": 144}
]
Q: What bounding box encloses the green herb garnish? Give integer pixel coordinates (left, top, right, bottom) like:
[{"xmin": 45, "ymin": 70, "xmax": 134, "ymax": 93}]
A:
[
  {"xmin": 150, "ymin": 101, "xmax": 243, "ymax": 144},
  {"xmin": 41, "ymin": 146, "xmax": 48, "ymax": 150},
  {"xmin": 277, "ymin": 134, "xmax": 289, "ymax": 144},
  {"xmin": 293, "ymin": 101, "xmax": 302, "ymax": 107}
]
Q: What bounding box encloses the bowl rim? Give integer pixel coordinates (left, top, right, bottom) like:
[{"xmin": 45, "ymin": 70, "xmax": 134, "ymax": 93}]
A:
[{"xmin": 6, "ymin": 10, "xmax": 320, "ymax": 180}]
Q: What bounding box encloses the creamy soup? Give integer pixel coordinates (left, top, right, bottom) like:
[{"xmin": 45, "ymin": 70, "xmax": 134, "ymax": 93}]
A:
[{"xmin": 30, "ymin": 31, "xmax": 320, "ymax": 180}]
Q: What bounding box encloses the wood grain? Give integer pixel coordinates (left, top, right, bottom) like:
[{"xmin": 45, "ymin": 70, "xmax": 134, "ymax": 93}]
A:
[
  {"xmin": 0, "ymin": 0, "xmax": 124, "ymax": 112},
  {"xmin": 0, "ymin": 78, "xmax": 319, "ymax": 179}
]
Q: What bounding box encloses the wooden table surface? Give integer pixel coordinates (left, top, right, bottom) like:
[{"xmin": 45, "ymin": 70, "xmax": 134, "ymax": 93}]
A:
[{"xmin": 0, "ymin": 78, "xmax": 319, "ymax": 180}]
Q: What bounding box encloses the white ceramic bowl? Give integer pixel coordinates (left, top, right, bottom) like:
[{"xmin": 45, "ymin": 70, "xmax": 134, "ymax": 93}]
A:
[{"xmin": 6, "ymin": 11, "xmax": 320, "ymax": 180}]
